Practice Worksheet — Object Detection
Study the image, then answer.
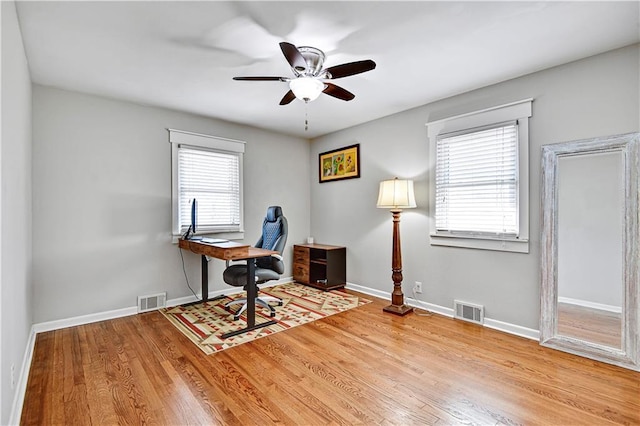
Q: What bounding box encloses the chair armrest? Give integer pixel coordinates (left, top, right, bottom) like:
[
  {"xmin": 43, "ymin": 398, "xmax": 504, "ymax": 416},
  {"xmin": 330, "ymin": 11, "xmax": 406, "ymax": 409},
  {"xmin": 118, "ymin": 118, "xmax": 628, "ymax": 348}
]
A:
[{"xmin": 271, "ymin": 254, "xmax": 283, "ymax": 261}]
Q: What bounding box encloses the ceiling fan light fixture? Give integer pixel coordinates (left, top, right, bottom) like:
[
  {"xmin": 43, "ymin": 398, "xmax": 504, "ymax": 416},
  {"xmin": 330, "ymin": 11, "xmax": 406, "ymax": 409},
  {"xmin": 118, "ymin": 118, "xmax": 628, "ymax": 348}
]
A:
[
  {"xmin": 289, "ymin": 77, "xmax": 325, "ymax": 102},
  {"xmin": 233, "ymin": 42, "xmax": 375, "ymax": 105}
]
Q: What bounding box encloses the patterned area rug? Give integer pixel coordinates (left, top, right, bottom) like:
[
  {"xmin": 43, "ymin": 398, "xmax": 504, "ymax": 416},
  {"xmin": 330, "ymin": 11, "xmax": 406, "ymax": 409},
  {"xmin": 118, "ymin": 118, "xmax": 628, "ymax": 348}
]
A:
[{"xmin": 160, "ymin": 282, "xmax": 370, "ymax": 355}]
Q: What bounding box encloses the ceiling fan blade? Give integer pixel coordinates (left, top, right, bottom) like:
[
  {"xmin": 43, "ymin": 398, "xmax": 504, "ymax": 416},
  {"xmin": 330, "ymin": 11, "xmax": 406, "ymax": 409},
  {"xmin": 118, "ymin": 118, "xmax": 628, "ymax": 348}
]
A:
[
  {"xmin": 279, "ymin": 42, "xmax": 307, "ymax": 72},
  {"xmin": 233, "ymin": 76, "xmax": 287, "ymax": 81},
  {"xmin": 325, "ymin": 59, "xmax": 376, "ymax": 79},
  {"xmin": 323, "ymin": 83, "xmax": 355, "ymax": 101},
  {"xmin": 279, "ymin": 90, "xmax": 297, "ymax": 105}
]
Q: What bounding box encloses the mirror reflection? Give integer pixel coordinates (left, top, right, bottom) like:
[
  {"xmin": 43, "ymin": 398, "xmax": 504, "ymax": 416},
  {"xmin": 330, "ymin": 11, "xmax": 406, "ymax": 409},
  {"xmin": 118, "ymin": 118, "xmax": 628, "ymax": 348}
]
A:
[
  {"xmin": 556, "ymin": 151, "xmax": 623, "ymax": 349},
  {"xmin": 540, "ymin": 132, "xmax": 639, "ymax": 372}
]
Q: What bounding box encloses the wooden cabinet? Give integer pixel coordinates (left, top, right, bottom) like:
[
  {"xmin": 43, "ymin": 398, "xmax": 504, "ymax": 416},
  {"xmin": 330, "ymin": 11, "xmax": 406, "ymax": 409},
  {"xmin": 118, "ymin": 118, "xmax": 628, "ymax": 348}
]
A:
[{"xmin": 293, "ymin": 243, "xmax": 346, "ymax": 291}]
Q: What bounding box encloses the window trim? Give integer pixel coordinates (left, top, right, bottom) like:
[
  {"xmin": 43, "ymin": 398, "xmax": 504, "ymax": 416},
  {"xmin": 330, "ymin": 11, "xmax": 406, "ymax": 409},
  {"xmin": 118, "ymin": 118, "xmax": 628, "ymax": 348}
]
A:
[
  {"xmin": 426, "ymin": 99, "xmax": 532, "ymax": 253},
  {"xmin": 168, "ymin": 129, "xmax": 245, "ymax": 242}
]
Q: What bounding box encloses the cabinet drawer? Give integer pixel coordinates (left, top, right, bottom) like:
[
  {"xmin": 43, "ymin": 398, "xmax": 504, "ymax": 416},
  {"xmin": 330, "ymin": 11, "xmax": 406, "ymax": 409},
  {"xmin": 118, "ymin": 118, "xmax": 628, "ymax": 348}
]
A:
[
  {"xmin": 293, "ymin": 246, "xmax": 309, "ymax": 263},
  {"xmin": 293, "ymin": 264, "xmax": 309, "ymax": 283}
]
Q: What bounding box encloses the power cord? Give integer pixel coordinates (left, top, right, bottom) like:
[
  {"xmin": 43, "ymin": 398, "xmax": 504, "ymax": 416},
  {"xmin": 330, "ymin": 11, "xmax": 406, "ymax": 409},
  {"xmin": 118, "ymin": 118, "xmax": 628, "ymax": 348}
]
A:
[
  {"xmin": 411, "ymin": 287, "xmax": 433, "ymax": 317},
  {"xmin": 178, "ymin": 246, "xmax": 199, "ymax": 300}
]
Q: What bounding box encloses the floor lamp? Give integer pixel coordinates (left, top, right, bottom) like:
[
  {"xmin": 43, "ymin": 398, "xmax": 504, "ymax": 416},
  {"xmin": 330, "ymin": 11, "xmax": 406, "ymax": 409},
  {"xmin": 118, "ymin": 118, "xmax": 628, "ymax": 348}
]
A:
[{"xmin": 377, "ymin": 177, "xmax": 416, "ymax": 315}]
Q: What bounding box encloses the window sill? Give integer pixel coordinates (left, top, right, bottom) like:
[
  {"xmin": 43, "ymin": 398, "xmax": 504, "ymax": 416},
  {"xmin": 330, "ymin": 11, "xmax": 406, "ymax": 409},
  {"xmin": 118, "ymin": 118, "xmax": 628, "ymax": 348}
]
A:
[{"xmin": 430, "ymin": 234, "xmax": 529, "ymax": 253}]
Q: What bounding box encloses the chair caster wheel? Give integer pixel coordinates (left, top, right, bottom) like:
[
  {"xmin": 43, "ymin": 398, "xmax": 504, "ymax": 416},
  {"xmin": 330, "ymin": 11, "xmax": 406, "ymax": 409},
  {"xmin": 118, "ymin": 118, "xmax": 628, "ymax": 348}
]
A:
[
  {"xmin": 277, "ymin": 301, "xmax": 283, "ymax": 306},
  {"xmin": 270, "ymin": 312, "xmax": 276, "ymax": 317},
  {"xmin": 234, "ymin": 315, "xmax": 241, "ymax": 321}
]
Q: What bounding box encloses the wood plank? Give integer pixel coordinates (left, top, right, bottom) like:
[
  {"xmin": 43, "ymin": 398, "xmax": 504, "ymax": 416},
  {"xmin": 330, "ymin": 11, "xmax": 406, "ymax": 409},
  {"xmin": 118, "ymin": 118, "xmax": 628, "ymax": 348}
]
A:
[
  {"xmin": 558, "ymin": 302, "xmax": 622, "ymax": 348},
  {"xmin": 21, "ymin": 291, "xmax": 640, "ymax": 425}
]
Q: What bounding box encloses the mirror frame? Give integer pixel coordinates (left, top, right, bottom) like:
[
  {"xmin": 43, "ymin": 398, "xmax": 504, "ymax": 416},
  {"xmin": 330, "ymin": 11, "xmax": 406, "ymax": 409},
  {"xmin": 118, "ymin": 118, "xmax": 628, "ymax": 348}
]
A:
[{"xmin": 540, "ymin": 132, "xmax": 639, "ymax": 371}]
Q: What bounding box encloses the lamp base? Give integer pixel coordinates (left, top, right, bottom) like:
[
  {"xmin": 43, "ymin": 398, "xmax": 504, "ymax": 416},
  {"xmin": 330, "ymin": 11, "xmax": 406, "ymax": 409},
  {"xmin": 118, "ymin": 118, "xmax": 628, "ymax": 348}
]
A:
[{"xmin": 383, "ymin": 304, "xmax": 414, "ymax": 316}]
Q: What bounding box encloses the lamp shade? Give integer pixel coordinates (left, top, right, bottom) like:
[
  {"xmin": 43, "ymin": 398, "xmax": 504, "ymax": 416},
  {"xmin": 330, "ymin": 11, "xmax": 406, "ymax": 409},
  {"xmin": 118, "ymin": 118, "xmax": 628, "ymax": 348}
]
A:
[
  {"xmin": 377, "ymin": 178, "xmax": 417, "ymax": 209},
  {"xmin": 289, "ymin": 77, "xmax": 325, "ymax": 102}
]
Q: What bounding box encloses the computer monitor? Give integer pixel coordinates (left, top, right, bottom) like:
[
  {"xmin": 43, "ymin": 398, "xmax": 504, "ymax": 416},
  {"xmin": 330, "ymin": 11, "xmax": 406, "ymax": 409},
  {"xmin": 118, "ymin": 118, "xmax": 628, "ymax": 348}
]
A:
[
  {"xmin": 182, "ymin": 198, "xmax": 201, "ymax": 240},
  {"xmin": 191, "ymin": 198, "xmax": 197, "ymax": 236}
]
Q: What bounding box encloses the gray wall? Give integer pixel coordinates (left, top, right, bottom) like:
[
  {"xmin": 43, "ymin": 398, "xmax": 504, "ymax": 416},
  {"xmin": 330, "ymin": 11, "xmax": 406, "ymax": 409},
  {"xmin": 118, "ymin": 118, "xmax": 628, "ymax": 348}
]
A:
[
  {"xmin": 1, "ymin": 1, "xmax": 33, "ymax": 423},
  {"xmin": 32, "ymin": 86, "xmax": 310, "ymax": 323},
  {"xmin": 558, "ymin": 152, "xmax": 623, "ymax": 307},
  {"xmin": 310, "ymin": 44, "xmax": 639, "ymax": 330}
]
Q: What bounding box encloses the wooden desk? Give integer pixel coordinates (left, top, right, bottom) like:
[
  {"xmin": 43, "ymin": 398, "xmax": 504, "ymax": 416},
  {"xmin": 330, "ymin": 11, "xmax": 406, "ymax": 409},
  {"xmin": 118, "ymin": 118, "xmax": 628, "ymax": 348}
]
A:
[{"xmin": 178, "ymin": 239, "xmax": 278, "ymax": 338}]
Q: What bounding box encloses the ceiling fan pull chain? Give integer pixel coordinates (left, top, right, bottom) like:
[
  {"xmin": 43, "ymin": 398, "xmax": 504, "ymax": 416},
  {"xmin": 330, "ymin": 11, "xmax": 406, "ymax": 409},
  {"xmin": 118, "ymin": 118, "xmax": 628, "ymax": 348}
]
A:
[{"xmin": 305, "ymin": 102, "xmax": 309, "ymax": 132}]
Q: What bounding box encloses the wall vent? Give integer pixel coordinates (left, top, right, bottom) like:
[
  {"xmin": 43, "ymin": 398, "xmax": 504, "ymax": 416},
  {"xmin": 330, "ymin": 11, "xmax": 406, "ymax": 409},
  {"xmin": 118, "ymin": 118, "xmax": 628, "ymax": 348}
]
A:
[
  {"xmin": 454, "ymin": 300, "xmax": 484, "ymax": 325},
  {"xmin": 138, "ymin": 292, "xmax": 167, "ymax": 313}
]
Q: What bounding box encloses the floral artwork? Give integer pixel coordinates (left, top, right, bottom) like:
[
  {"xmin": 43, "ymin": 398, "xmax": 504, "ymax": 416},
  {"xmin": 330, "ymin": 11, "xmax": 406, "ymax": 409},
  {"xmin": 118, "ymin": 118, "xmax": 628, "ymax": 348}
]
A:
[{"xmin": 319, "ymin": 144, "xmax": 360, "ymax": 183}]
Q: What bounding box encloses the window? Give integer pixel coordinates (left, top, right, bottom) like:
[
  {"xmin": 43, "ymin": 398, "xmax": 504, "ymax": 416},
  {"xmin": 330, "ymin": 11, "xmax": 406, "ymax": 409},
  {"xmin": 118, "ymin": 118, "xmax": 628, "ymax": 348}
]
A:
[
  {"xmin": 169, "ymin": 129, "xmax": 245, "ymax": 240},
  {"xmin": 436, "ymin": 122, "xmax": 518, "ymax": 236},
  {"xmin": 427, "ymin": 99, "xmax": 532, "ymax": 252}
]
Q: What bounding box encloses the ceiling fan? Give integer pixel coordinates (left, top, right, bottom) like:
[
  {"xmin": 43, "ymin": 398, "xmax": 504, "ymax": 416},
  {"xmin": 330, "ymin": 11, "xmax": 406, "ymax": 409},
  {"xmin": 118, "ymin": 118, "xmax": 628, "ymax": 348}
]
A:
[{"xmin": 233, "ymin": 42, "xmax": 376, "ymax": 105}]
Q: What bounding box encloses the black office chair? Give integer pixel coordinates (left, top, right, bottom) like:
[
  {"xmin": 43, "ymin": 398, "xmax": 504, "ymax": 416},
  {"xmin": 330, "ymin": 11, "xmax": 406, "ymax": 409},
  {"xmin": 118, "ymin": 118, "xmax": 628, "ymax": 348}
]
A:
[{"xmin": 223, "ymin": 206, "xmax": 288, "ymax": 320}]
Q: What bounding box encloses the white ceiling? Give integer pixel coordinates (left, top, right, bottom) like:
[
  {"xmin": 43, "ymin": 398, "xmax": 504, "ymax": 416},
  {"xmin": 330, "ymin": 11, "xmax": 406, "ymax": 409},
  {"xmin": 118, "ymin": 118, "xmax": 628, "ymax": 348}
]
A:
[{"xmin": 15, "ymin": 1, "xmax": 640, "ymax": 138}]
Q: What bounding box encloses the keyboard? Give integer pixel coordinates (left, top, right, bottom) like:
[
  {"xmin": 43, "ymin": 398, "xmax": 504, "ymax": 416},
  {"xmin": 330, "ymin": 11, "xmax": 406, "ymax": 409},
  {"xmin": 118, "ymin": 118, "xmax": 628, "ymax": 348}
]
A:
[{"xmin": 200, "ymin": 237, "xmax": 228, "ymax": 244}]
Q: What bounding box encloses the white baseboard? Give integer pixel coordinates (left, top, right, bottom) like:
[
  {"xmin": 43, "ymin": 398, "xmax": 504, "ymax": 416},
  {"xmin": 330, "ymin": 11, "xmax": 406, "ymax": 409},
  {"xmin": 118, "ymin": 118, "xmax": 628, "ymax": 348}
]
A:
[
  {"xmin": 32, "ymin": 306, "xmax": 139, "ymax": 334},
  {"xmin": 558, "ymin": 296, "xmax": 622, "ymax": 314},
  {"xmin": 347, "ymin": 282, "xmax": 539, "ymax": 341},
  {"xmin": 484, "ymin": 318, "xmax": 539, "ymax": 340},
  {"xmin": 345, "ymin": 282, "xmax": 389, "ymax": 300},
  {"xmin": 33, "ymin": 276, "xmax": 294, "ymax": 331},
  {"xmin": 9, "ymin": 326, "xmax": 37, "ymax": 426},
  {"xmin": 408, "ymin": 296, "xmax": 455, "ymax": 318}
]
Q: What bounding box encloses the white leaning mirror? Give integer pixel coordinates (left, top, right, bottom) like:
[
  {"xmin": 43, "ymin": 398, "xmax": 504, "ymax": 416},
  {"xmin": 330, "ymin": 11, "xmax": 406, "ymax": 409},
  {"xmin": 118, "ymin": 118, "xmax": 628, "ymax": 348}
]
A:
[{"xmin": 540, "ymin": 132, "xmax": 639, "ymax": 371}]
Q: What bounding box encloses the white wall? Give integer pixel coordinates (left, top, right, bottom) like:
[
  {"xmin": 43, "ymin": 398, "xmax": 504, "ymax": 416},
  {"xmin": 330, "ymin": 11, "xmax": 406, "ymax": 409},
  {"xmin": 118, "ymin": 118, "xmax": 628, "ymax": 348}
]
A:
[
  {"xmin": 32, "ymin": 86, "xmax": 310, "ymax": 323},
  {"xmin": 310, "ymin": 44, "xmax": 639, "ymax": 330},
  {"xmin": 1, "ymin": 1, "xmax": 33, "ymax": 423}
]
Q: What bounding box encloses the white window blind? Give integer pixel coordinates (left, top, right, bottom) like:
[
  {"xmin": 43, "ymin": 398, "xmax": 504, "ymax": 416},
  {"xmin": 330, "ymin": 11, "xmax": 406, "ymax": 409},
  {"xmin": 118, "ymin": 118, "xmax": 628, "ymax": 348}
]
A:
[
  {"xmin": 178, "ymin": 146, "xmax": 241, "ymax": 233},
  {"xmin": 435, "ymin": 122, "xmax": 519, "ymax": 236}
]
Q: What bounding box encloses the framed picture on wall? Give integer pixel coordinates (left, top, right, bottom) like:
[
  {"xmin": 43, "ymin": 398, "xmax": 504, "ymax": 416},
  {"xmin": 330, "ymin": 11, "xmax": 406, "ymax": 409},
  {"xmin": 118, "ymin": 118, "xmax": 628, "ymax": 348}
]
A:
[{"xmin": 319, "ymin": 143, "xmax": 360, "ymax": 183}]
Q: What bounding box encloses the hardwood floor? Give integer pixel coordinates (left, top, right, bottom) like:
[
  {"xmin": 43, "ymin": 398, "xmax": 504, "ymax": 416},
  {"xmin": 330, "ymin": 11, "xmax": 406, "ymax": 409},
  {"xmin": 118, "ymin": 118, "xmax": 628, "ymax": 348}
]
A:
[
  {"xmin": 558, "ymin": 302, "xmax": 622, "ymax": 348},
  {"xmin": 22, "ymin": 291, "xmax": 640, "ymax": 425}
]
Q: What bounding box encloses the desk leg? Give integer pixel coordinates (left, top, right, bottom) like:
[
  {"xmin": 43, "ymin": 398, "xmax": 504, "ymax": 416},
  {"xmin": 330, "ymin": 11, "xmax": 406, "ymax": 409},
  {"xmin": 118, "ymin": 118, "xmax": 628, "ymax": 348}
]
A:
[
  {"xmin": 221, "ymin": 259, "xmax": 277, "ymax": 339},
  {"xmin": 201, "ymin": 254, "xmax": 208, "ymax": 302},
  {"xmin": 180, "ymin": 253, "xmax": 225, "ymax": 307},
  {"xmin": 246, "ymin": 258, "xmax": 256, "ymax": 327}
]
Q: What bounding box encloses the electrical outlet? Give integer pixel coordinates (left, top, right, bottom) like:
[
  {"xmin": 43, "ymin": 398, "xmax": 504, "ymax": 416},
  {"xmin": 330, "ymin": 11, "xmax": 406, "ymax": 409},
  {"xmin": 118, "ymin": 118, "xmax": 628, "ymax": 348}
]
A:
[
  {"xmin": 414, "ymin": 281, "xmax": 423, "ymax": 294},
  {"xmin": 10, "ymin": 364, "xmax": 15, "ymax": 389}
]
